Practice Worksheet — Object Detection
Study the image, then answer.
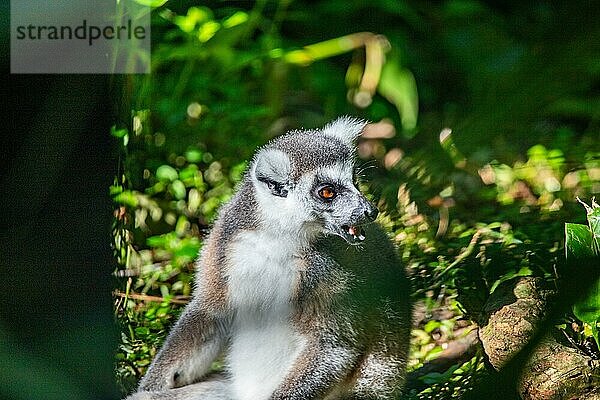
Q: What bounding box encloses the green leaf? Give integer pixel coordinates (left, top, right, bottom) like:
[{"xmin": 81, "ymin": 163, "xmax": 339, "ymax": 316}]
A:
[
  {"xmin": 222, "ymin": 11, "xmax": 249, "ymax": 28},
  {"xmin": 580, "ymin": 198, "xmax": 600, "ymax": 255},
  {"xmin": 113, "ymin": 191, "xmax": 138, "ymax": 207},
  {"xmin": 134, "ymin": 327, "xmax": 149, "ymax": 336},
  {"xmin": 423, "ymin": 320, "xmax": 441, "ymax": 333},
  {"xmin": 179, "ymin": 164, "xmax": 199, "ymax": 181},
  {"xmin": 573, "ymin": 285, "xmax": 600, "ymax": 349},
  {"xmin": 110, "ymin": 126, "xmax": 128, "ymax": 138},
  {"xmin": 573, "ymin": 278, "xmax": 600, "ymax": 327},
  {"xmin": 283, "ymin": 35, "xmax": 363, "ymax": 65},
  {"xmin": 424, "ymin": 346, "xmax": 444, "ymax": 361},
  {"xmin": 172, "ymin": 238, "xmax": 201, "ymax": 260},
  {"xmin": 156, "ymin": 165, "xmax": 178, "ymax": 182},
  {"xmin": 420, "ymin": 364, "xmax": 460, "ymax": 384},
  {"xmin": 110, "ymin": 126, "xmax": 129, "ymax": 146},
  {"xmin": 109, "ymin": 185, "xmax": 123, "ymax": 196},
  {"xmin": 568, "ymin": 199, "xmax": 600, "ymax": 348},
  {"xmin": 132, "ymin": 0, "xmax": 168, "ymax": 8},
  {"xmin": 489, "ymin": 266, "xmax": 533, "ymax": 294},
  {"xmin": 185, "ymin": 149, "xmax": 203, "ymax": 163},
  {"xmin": 565, "ymin": 223, "xmax": 594, "ymax": 259},
  {"xmin": 198, "ymin": 21, "xmax": 221, "ymax": 42},
  {"xmin": 146, "ymin": 235, "xmax": 167, "ymax": 248},
  {"xmin": 170, "ymin": 180, "xmax": 187, "ymax": 200},
  {"xmin": 378, "ymin": 59, "xmax": 419, "ymax": 133},
  {"xmin": 175, "ymin": 215, "xmax": 188, "ymax": 235}
]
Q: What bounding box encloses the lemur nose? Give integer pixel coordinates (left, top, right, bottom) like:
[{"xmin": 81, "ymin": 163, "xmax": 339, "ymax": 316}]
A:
[{"xmin": 365, "ymin": 206, "xmax": 379, "ymax": 221}]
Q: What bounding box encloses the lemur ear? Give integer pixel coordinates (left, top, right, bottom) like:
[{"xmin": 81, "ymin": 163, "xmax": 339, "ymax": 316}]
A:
[
  {"xmin": 322, "ymin": 116, "xmax": 367, "ymax": 146},
  {"xmin": 253, "ymin": 148, "xmax": 291, "ymax": 198}
]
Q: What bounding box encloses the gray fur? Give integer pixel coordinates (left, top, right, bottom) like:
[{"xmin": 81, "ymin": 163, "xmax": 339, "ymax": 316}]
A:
[
  {"xmin": 266, "ymin": 128, "xmax": 352, "ymax": 181},
  {"xmin": 254, "ymin": 148, "xmax": 292, "ymax": 185},
  {"xmin": 127, "ymin": 117, "xmax": 412, "ymax": 400}
]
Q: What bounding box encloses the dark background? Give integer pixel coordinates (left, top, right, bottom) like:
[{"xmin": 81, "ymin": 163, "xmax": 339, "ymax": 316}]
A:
[{"xmin": 0, "ymin": 2, "xmax": 119, "ymax": 394}]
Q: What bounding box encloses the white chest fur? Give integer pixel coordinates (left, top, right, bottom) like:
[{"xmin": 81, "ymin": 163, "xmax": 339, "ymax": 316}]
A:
[{"xmin": 226, "ymin": 230, "xmax": 307, "ymax": 400}]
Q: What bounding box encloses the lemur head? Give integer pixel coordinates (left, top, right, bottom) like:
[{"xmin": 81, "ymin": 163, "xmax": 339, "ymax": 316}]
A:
[{"xmin": 250, "ymin": 116, "xmax": 378, "ymax": 245}]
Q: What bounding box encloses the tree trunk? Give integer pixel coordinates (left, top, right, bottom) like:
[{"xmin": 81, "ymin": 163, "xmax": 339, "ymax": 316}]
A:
[{"xmin": 478, "ymin": 277, "xmax": 600, "ymax": 400}]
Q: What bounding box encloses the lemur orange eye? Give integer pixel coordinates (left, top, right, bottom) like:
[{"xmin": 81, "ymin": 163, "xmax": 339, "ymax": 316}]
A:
[{"xmin": 318, "ymin": 186, "xmax": 336, "ymax": 200}]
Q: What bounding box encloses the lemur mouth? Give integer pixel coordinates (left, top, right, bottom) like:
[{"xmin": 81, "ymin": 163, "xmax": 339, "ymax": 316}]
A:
[{"xmin": 340, "ymin": 224, "xmax": 366, "ymax": 244}]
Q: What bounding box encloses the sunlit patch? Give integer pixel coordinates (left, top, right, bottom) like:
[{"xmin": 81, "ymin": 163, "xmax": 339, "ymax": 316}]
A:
[
  {"xmin": 187, "ymin": 102, "xmax": 203, "ymax": 119},
  {"xmin": 362, "ymin": 120, "xmax": 396, "ymax": 139},
  {"xmin": 384, "ymin": 148, "xmax": 403, "ymax": 169}
]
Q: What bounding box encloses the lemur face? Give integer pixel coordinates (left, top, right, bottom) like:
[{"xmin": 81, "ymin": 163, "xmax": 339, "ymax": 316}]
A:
[
  {"xmin": 251, "ymin": 117, "xmax": 378, "ymax": 245},
  {"xmin": 297, "ymin": 161, "xmax": 378, "ymax": 245}
]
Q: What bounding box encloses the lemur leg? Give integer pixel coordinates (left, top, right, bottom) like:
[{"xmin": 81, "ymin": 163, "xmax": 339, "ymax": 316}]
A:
[
  {"xmin": 127, "ymin": 374, "xmax": 231, "ymax": 400},
  {"xmin": 137, "ymin": 306, "xmax": 227, "ymax": 391},
  {"xmin": 269, "ymin": 335, "xmax": 360, "ymax": 400}
]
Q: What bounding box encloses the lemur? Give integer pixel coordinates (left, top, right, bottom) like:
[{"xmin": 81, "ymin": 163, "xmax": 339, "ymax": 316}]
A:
[{"xmin": 127, "ymin": 117, "xmax": 412, "ymax": 400}]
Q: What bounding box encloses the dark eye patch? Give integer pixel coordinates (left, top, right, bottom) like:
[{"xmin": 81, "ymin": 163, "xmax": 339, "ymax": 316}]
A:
[{"xmin": 257, "ymin": 176, "xmax": 288, "ymax": 197}]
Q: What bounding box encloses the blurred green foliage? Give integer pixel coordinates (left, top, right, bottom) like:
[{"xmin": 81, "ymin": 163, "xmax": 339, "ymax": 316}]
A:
[
  {"xmin": 112, "ymin": 0, "xmax": 600, "ymax": 397},
  {"xmin": 566, "ymin": 199, "xmax": 600, "ymax": 348}
]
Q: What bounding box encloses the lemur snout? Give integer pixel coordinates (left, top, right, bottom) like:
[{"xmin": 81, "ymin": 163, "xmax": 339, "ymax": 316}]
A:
[{"xmin": 357, "ymin": 196, "xmax": 378, "ymax": 223}]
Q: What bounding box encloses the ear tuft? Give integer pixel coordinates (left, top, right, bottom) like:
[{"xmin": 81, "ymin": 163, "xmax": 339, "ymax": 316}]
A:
[
  {"xmin": 253, "ymin": 148, "xmax": 291, "ymax": 197},
  {"xmin": 322, "ymin": 116, "xmax": 367, "ymax": 146}
]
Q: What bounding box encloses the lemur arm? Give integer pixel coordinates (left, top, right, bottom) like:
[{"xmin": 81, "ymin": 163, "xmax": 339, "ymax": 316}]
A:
[
  {"xmin": 137, "ymin": 305, "xmax": 226, "ymax": 391},
  {"xmin": 269, "ymin": 335, "xmax": 359, "ymax": 400}
]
